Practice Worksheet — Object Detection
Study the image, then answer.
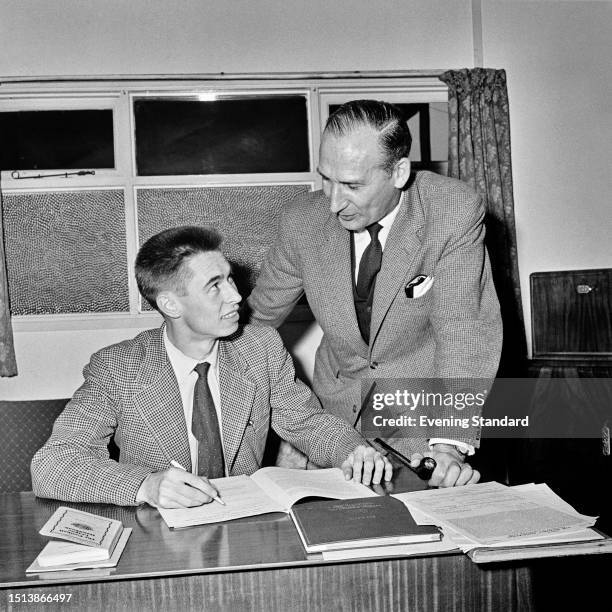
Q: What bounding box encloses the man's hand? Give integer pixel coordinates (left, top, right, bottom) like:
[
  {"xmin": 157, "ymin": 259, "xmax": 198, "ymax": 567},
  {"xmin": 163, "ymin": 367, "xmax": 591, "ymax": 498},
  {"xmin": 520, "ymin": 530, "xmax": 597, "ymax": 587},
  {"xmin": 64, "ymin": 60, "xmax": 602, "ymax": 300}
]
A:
[
  {"xmin": 136, "ymin": 468, "xmax": 220, "ymax": 508},
  {"xmin": 410, "ymin": 443, "xmax": 480, "ymax": 487},
  {"xmin": 342, "ymin": 445, "xmax": 393, "ymax": 485}
]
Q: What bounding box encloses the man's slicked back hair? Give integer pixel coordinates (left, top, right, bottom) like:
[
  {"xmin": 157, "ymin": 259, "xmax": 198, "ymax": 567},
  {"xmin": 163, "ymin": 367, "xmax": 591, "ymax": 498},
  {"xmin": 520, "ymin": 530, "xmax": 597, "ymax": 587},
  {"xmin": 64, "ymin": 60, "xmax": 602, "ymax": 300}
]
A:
[
  {"xmin": 135, "ymin": 225, "xmax": 223, "ymax": 311},
  {"xmin": 324, "ymin": 99, "xmax": 412, "ymax": 172}
]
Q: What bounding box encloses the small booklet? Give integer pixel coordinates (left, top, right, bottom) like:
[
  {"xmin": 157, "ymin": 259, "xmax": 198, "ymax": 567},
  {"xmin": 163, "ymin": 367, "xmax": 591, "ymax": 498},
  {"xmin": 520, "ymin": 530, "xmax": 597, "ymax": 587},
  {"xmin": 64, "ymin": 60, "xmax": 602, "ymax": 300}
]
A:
[
  {"xmin": 39, "ymin": 507, "xmax": 124, "ymax": 552},
  {"xmin": 290, "ymin": 496, "xmax": 441, "ymax": 553},
  {"xmin": 158, "ymin": 467, "xmax": 378, "ymax": 529},
  {"xmin": 27, "ymin": 528, "xmax": 132, "ymax": 573},
  {"xmin": 34, "ymin": 507, "xmax": 126, "ymax": 568}
]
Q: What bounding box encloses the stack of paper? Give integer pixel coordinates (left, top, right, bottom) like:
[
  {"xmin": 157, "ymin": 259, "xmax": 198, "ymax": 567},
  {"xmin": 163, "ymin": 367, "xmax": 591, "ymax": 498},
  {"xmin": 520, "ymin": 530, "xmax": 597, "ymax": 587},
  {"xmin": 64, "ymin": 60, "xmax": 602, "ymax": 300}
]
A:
[
  {"xmin": 27, "ymin": 507, "xmax": 131, "ymax": 573},
  {"xmin": 393, "ymin": 482, "xmax": 612, "ymax": 563}
]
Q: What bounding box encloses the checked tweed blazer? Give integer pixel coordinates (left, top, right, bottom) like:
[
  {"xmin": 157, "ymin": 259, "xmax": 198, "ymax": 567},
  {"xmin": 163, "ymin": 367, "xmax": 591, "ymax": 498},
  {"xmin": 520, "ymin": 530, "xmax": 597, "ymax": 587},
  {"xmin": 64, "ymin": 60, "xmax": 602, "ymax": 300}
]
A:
[
  {"xmin": 31, "ymin": 325, "xmax": 363, "ymax": 506},
  {"xmin": 248, "ymin": 171, "xmax": 503, "ymax": 451}
]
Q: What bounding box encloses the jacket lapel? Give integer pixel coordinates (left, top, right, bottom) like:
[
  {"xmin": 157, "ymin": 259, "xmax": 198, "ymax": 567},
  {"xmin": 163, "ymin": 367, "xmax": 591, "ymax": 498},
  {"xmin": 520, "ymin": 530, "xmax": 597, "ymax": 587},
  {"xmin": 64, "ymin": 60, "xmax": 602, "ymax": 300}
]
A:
[
  {"xmin": 132, "ymin": 327, "xmax": 192, "ymax": 470},
  {"xmin": 370, "ymin": 183, "xmax": 426, "ymax": 348},
  {"xmin": 319, "ymin": 212, "xmax": 368, "ymax": 357},
  {"xmin": 218, "ymin": 338, "xmax": 257, "ymax": 472}
]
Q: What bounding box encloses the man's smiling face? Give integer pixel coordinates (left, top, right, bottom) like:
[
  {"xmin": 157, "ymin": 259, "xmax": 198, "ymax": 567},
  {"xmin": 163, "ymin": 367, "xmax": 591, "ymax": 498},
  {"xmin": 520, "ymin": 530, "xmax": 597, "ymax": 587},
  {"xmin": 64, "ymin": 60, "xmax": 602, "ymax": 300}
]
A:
[{"xmin": 170, "ymin": 250, "xmax": 241, "ymax": 343}]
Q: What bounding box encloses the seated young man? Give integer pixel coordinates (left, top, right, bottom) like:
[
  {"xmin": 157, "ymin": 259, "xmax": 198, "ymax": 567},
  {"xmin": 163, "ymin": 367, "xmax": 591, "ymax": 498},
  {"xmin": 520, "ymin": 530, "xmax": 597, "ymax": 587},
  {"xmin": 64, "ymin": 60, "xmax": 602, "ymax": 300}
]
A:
[{"xmin": 31, "ymin": 226, "xmax": 391, "ymax": 508}]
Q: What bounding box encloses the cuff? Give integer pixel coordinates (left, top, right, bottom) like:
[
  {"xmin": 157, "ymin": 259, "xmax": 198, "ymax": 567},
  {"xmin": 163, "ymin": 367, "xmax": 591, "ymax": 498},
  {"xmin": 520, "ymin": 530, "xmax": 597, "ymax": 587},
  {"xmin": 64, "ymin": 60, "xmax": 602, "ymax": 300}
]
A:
[{"xmin": 428, "ymin": 438, "xmax": 475, "ymax": 456}]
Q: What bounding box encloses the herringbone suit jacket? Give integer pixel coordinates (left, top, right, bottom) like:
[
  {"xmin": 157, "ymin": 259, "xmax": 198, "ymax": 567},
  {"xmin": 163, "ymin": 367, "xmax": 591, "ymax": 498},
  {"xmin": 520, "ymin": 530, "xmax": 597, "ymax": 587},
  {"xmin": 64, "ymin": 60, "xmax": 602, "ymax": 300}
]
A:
[
  {"xmin": 31, "ymin": 324, "xmax": 363, "ymax": 505},
  {"xmin": 248, "ymin": 171, "xmax": 503, "ymax": 452}
]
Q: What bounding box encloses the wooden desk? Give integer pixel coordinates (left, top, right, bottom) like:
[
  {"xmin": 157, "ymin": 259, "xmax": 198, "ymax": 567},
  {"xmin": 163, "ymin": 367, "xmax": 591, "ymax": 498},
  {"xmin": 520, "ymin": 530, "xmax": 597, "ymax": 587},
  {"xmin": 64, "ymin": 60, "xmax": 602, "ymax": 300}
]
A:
[{"xmin": 1, "ymin": 473, "xmax": 610, "ymax": 612}]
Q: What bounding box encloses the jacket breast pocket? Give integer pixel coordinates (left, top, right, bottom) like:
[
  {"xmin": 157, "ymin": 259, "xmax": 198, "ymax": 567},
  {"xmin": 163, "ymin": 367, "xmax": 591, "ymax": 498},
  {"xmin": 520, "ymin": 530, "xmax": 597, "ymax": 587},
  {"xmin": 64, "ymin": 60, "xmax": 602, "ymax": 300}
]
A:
[{"xmin": 401, "ymin": 286, "xmax": 435, "ymax": 311}]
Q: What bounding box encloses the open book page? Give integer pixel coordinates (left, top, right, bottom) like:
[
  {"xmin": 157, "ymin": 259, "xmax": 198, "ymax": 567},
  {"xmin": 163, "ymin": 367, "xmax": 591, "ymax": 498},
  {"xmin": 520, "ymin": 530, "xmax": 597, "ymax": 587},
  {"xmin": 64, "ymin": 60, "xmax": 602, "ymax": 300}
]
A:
[
  {"xmin": 250, "ymin": 467, "xmax": 378, "ymax": 509},
  {"xmin": 158, "ymin": 475, "xmax": 286, "ymax": 528},
  {"xmin": 392, "ymin": 481, "xmax": 596, "ymax": 546}
]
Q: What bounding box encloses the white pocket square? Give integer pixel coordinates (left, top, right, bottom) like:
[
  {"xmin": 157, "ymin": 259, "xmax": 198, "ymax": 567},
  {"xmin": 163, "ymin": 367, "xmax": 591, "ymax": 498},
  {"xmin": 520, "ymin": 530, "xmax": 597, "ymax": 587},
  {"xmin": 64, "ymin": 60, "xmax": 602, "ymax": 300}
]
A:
[{"xmin": 405, "ymin": 275, "xmax": 434, "ymax": 298}]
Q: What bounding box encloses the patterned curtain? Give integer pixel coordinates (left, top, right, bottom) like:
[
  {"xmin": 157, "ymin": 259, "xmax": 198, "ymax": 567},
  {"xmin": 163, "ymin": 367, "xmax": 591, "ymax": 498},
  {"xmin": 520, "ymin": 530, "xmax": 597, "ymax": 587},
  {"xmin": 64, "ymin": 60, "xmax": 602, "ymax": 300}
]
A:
[
  {"xmin": 0, "ymin": 192, "xmax": 17, "ymax": 377},
  {"xmin": 439, "ymin": 68, "xmax": 527, "ymax": 376}
]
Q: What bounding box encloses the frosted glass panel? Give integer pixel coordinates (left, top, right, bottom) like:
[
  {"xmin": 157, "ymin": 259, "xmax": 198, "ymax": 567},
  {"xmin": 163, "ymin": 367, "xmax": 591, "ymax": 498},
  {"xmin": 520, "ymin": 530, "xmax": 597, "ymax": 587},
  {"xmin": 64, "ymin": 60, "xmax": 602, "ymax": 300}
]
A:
[
  {"xmin": 3, "ymin": 190, "xmax": 129, "ymax": 314},
  {"xmin": 137, "ymin": 184, "xmax": 310, "ymax": 302}
]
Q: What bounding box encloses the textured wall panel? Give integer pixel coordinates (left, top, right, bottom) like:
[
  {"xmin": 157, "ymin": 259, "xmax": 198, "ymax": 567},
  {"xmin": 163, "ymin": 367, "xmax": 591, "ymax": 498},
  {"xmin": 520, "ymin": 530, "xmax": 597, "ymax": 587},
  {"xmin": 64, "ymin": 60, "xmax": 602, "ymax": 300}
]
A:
[
  {"xmin": 3, "ymin": 190, "xmax": 129, "ymax": 314},
  {"xmin": 137, "ymin": 185, "xmax": 310, "ymax": 304}
]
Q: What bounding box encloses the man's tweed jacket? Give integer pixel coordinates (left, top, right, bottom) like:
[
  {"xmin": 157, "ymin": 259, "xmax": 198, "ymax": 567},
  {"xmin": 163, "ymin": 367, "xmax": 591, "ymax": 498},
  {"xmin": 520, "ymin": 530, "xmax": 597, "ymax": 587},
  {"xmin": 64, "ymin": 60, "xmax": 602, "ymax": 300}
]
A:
[
  {"xmin": 31, "ymin": 324, "xmax": 364, "ymax": 506},
  {"xmin": 248, "ymin": 171, "xmax": 503, "ymax": 452}
]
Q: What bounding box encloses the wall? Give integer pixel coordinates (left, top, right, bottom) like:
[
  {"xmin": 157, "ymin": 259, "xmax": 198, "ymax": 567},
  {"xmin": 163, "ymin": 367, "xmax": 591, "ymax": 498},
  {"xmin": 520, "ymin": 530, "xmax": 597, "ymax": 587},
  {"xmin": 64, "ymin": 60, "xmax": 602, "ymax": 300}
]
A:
[
  {"xmin": 2, "ymin": 0, "xmax": 611, "ymax": 399},
  {"xmin": 0, "ymin": 0, "xmax": 474, "ymax": 76},
  {"xmin": 0, "ymin": 0, "xmax": 474, "ymax": 399},
  {"xmin": 481, "ymin": 0, "xmax": 612, "ymax": 354}
]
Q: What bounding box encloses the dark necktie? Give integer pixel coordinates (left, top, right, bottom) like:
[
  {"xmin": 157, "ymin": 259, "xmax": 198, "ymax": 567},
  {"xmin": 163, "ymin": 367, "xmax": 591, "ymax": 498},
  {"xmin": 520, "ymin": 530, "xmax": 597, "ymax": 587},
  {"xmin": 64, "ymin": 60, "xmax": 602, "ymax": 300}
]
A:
[
  {"xmin": 356, "ymin": 223, "xmax": 383, "ymax": 299},
  {"xmin": 192, "ymin": 362, "xmax": 225, "ymax": 478}
]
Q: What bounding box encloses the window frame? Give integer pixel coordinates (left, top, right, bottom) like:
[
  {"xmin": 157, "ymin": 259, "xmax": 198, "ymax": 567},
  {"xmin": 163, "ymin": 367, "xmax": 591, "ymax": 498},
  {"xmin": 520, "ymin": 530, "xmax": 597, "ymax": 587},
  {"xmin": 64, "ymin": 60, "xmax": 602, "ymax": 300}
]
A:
[
  {"xmin": 1, "ymin": 73, "xmax": 448, "ymax": 332},
  {"xmin": 0, "ymin": 93, "xmax": 129, "ymax": 189}
]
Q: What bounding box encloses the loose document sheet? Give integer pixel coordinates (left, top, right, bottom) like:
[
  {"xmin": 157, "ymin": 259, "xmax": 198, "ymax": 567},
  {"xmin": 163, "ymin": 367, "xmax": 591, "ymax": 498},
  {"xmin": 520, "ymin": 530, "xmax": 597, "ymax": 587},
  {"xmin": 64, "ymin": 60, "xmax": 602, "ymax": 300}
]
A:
[{"xmin": 392, "ymin": 481, "xmax": 597, "ymax": 547}]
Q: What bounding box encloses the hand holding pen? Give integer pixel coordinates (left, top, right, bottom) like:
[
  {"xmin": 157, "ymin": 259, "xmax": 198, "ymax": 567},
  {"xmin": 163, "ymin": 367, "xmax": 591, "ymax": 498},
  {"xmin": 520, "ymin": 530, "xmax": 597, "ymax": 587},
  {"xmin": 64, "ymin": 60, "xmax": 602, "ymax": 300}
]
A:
[
  {"xmin": 170, "ymin": 460, "xmax": 226, "ymax": 505},
  {"xmin": 135, "ymin": 460, "xmax": 226, "ymax": 508}
]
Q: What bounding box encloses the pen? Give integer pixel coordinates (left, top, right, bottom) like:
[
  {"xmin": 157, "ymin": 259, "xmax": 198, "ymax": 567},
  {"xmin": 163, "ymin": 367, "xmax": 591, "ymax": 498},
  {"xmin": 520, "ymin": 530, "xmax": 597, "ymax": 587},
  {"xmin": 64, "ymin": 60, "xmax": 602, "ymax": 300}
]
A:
[
  {"xmin": 372, "ymin": 438, "xmax": 437, "ymax": 480},
  {"xmin": 170, "ymin": 460, "xmax": 226, "ymax": 505}
]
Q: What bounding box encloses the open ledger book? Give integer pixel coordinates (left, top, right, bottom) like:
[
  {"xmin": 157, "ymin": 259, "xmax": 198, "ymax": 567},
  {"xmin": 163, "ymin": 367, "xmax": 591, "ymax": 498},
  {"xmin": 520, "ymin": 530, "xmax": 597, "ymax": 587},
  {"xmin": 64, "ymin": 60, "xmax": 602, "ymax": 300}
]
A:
[{"xmin": 158, "ymin": 467, "xmax": 378, "ymax": 528}]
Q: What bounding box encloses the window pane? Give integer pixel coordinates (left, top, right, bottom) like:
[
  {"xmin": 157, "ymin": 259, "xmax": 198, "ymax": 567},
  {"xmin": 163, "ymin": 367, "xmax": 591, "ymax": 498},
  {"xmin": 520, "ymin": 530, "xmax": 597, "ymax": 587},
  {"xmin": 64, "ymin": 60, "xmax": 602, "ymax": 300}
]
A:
[
  {"xmin": 136, "ymin": 183, "xmax": 310, "ymax": 304},
  {"xmin": 134, "ymin": 95, "xmax": 310, "ymax": 175},
  {"xmin": 328, "ymin": 102, "xmax": 448, "ymax": 164},
  {"xmin": 3, "ymin": 190, "xmax": 129, "ymax": 314},
  {"xmin": 0, "ymin": 110, "xmax": 115, "ymax": 170}
]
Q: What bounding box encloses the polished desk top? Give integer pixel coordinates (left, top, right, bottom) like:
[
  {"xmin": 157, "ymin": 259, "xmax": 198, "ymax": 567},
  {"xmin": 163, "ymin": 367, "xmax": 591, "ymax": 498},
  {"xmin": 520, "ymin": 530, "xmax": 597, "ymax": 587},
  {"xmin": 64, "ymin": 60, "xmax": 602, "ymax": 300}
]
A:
[
  {"xmin": 0, "ymin": 466, "xmax": 441, "ymax": 589},
  {"xmin": 2, "ymin": 466, "xmax": 610, "ymax": 595}
]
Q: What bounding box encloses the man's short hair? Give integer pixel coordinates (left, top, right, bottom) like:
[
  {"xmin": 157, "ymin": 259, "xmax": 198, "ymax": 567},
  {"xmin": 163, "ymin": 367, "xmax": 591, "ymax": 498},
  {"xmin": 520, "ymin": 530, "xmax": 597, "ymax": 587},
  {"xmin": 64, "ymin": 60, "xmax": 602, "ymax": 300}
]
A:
[
  {"xmin": 324, "ymin": 99, "xmax": 412, "ymax": 173},
  {"xmin": 135, "ymin": 225, "xmax": 223, "ymax": 311}
]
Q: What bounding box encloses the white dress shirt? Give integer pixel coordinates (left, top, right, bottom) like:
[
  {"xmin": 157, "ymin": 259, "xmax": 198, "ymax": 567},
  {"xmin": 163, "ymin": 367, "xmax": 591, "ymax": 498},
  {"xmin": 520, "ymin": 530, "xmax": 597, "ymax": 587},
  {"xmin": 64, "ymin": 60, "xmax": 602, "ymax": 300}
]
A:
[{"xmin": 163, "ymin": 329, "xmax": 226, "ymax": 474}]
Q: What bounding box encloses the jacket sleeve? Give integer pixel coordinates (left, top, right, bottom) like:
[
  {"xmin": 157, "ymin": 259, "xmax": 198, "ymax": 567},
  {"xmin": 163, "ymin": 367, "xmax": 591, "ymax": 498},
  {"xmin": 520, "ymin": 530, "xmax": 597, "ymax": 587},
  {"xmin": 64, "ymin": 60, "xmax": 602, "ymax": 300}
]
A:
[
  {"xmin": 428, "ymin": 193, "xmax": 502, "ymax": 445},
  {"xmin": 31, "ymin": 353, "xmax": 152, "ymax": 506},
  {"xmin": 262, "ymin": 328, "xmax": 364, "ymax": 467},
  {"xmin": 248, "ymin": 203, "xmax": 305, "ymax": 328}
]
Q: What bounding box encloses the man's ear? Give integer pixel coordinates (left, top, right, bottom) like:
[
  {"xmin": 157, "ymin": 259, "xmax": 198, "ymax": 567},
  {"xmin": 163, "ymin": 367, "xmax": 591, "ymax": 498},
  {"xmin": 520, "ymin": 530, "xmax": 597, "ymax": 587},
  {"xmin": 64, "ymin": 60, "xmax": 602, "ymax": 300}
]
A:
[
  {"xmin": 393, "ymin": 157, "xmax": 411, "ymax": 189},
  {"xmin": 156, "ymin": 291, "xmax": 181, "ymax": 319}
]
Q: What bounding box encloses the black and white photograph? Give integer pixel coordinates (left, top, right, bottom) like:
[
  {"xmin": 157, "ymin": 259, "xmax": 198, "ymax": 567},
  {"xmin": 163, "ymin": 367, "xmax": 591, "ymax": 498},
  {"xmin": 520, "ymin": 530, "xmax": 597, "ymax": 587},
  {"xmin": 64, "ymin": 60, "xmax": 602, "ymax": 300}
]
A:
[{"xmin": 1, "ymin": 1, "xmax": 611, "ymax": 610}]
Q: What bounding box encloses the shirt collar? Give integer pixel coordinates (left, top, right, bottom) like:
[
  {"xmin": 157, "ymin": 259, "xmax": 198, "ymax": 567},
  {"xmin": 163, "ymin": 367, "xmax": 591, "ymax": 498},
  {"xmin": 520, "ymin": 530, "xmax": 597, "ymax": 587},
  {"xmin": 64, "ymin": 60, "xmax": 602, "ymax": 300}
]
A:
[
  {"xmin": 163, "ymin": 327, "xmax": 219, "ymax": 383},
  {"xmin": 354, "ymin": 191, "xmax": 403, "ymax": 235}
]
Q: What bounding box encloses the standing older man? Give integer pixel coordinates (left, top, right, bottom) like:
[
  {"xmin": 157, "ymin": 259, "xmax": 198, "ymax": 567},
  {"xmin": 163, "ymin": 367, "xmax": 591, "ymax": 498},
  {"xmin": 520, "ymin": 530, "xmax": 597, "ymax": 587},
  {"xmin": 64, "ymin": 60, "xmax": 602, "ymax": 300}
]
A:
[
  {"xmin": 32, "ymin": 226, "xmax": 390, "ymax": 508},
  {"xmin": 248, "ymin": 100, "xmax": 502, "ymax": 487}
]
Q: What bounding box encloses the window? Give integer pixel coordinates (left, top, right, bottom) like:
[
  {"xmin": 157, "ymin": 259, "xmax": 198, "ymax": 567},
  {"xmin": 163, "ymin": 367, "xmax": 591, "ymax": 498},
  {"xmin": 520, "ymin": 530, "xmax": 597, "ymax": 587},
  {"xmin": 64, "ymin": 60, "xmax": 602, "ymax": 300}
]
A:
[
  {"xmin": 134, "ymin": 95, "xmax": 310, "ymax": 175},
  {"xmin": 0, "ymin": 74, "xmax": 448, "ymax": 326}
]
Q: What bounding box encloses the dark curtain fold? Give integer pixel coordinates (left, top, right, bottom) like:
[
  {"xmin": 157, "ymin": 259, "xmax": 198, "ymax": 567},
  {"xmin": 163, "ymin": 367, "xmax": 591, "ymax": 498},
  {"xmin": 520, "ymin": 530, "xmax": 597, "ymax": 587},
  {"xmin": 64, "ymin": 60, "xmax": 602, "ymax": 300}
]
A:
[
  {"xmin": 439, "ymin": 68, "xmax": 527, "ymax": 377},
  {"xmin": 0, "ymin": 191, "xmax": 17, "ymax": 377}
]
